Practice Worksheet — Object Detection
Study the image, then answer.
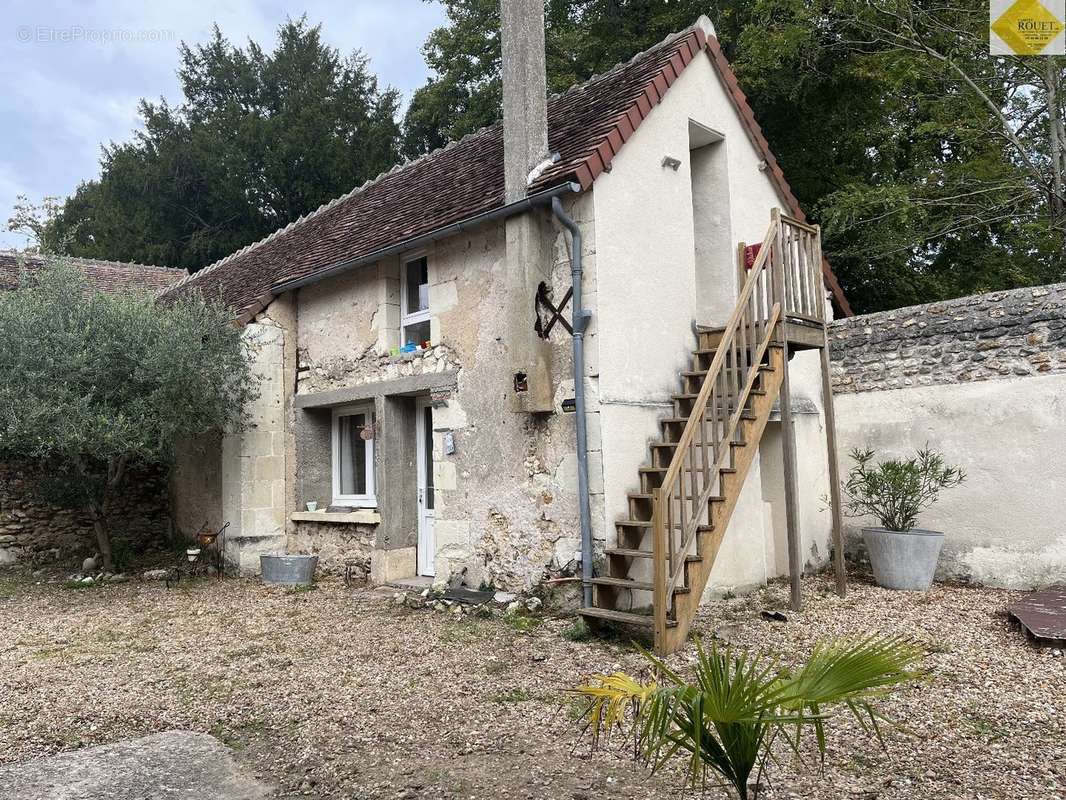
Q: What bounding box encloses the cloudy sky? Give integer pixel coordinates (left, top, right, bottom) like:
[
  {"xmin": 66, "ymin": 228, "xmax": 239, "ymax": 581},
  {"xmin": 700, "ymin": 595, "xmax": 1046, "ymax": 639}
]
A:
[{"xmin": 0, "ymin": 0, "xmax": 447, "ymax": 250}]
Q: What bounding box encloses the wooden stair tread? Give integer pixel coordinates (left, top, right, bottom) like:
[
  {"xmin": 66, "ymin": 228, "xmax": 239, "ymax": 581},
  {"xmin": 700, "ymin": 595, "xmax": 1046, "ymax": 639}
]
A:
[
  {"xmin": 682, "ymin": 365, "xmax": 774, "ymax": 377},
  {"xmin": 640, "ymin": 465, "xmax": 736, "ymax": 475},
  {"xmin": 651, "ymin": 440, "xmax": 746, "ymax": 450},
  {"xmin": 590, "ymin": 576, "xmax": 690, "ymax": 594},
  {"xmin": 694, "ymin": 344, "xmax": 783, "ymax": 356},
  {"xmin": 579, "ymin": 607, "xmax": 677, "ymax": 628},
  {"xmin": 627, "ymin": 492, "xmax": 724, "ymax": 502},
  {"xmin": 616, "ymin": 519, "xmax": 713, "ymax": 532},
  {"xmin": 661, "ymin": 413, "xmax": 755, "ymax": 424},
  {"xmin": 606, "ymin": 548, "xmax": 702, "ymax": 562}
]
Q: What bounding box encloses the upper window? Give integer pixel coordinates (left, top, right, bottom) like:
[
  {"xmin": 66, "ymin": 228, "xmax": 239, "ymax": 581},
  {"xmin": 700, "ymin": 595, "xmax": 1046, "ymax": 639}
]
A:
[
  {"xmin": 401, "ymin": 255, "xmax": 431, "ymax": 348},
  {"xmin": 331, "ymin": 404, "xmax": 376, "ymax": 507}
]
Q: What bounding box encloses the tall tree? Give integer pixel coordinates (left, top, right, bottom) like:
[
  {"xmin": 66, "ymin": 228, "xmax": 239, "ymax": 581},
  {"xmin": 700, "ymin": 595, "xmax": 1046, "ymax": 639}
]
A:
[
  {"xmin": 403, "ymin": 1, "xmax": 1064, "ymax": 313},
  {"xmin": 400, "ymin": 0, "xmax": 721, "ymax": 158},
  {"xmin": 43, "ymin": 18, "xmax": 401, "ymax": 271},
  {"xmin": 0, "ymin": 261, "xmax": 258, "ymax": 571},
  {"xmin": 6, "ymin": 195, "xmax": 76, "ymax": 255}
]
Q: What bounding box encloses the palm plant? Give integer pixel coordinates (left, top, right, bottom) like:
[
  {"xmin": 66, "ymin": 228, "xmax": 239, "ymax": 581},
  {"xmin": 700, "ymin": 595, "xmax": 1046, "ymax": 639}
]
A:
[{"xmin": 571, "ymin": 635, "xmax": 925, "ymax": 799}]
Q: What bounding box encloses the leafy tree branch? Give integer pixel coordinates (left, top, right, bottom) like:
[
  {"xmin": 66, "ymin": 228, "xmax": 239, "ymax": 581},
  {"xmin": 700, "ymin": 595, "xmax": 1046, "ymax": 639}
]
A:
[{"xmin": 0, "ymin": 260, "xmax": 259, "ymax": 570}]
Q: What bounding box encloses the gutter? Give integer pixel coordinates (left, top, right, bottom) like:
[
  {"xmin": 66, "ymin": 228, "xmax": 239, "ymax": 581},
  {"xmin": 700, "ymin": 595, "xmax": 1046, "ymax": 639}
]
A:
[
  {"xmin": 550, "ymin": 196, "xmax": 594, "ymax": 609},
  {"xmin": 270, "ymin": 177, "xmax": 594, "ymax": 607},
  {"xmin": 271, "ymin": 181, "xmax": 581, "ymax": 294}
]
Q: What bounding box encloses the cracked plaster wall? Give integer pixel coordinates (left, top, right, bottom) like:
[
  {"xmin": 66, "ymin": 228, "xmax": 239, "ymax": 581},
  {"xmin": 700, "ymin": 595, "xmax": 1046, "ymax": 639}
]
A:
[{"xmin": 291, "ymin": 191, "xmax": 598, "ymax": 591}]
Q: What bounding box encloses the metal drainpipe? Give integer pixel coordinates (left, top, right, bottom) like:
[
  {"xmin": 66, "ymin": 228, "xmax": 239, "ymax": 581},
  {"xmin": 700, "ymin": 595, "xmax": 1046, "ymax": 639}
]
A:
[{"xmin": 550, "ymin": 196, "xmax": 593, "ymax": 608}]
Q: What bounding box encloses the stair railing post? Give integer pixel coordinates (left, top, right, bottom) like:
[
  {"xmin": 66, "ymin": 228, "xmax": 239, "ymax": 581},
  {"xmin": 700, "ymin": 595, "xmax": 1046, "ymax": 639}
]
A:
[
  {"xmin": 772, "ymin": 211, "xmax": 804, "ymax": 612},
  {"xmin": 821, "ymin": 330, "xmax": 847, "ymax": 598},
  {"xmin": 770, "ymin": 209, "xmax": 784, "ymax": 322},
  {"xmin": 811, "ymin": 223, "xmax": 847, "ymax": 597},
  {"xmin": 651, "ymin": 487, "xmax": 668, "ymax": 654}
]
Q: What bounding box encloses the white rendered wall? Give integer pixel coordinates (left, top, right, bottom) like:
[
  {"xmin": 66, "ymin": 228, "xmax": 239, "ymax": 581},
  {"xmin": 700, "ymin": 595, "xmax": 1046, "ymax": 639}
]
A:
[
  {"xmin": 835, "ymin": 374, "xmax": 1066, "ymax": 589},
  {"xmin": 590, "ymin": 47, "xmax": 833, "ymax": 594}
]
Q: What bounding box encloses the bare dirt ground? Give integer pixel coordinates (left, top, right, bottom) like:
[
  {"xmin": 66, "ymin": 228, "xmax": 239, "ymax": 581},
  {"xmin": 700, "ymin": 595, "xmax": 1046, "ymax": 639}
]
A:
[{"xmin": 0, "ymin": 568, "xmax": 1062, "ymax": 799}]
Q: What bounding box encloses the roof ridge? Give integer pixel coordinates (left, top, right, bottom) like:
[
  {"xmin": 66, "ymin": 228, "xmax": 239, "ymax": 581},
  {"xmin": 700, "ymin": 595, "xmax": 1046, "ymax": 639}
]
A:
[
  {"xmin": 0, "ymin": 249, "xmax": 184, "ymax": 273},
  {"xmin": 549, "ymin": 20, "xmax": 698, "ymax": 101},
  {"xmin": 172, "ymin": 24, "xmax": 697, "ymax": 296},
  {"xmin": 168, "ymin": 119, "xmax": 510, "ymax": 296}
]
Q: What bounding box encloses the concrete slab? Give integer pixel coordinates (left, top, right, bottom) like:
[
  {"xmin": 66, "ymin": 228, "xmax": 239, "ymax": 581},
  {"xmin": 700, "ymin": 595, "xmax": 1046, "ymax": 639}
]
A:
[
  {"xmin": 0, "ymin": 730, "xmax": 273, "ymax": 800},
  {"xmin": 1010, "ymin": 586, "xmax": 1066, "ymax": 645},
  {"xmin": 388, "ymin": 575, "xmax": 434, "ymax": 590}
]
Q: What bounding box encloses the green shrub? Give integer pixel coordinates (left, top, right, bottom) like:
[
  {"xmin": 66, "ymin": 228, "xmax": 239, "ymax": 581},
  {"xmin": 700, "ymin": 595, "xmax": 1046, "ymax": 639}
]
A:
[
  {"xmin": 839, "ymin": 447, "xmax": 965, "ymax": 531},
  {"xmin": 0, "ymin": 261, "xmax": 258, "ymax": 571}
]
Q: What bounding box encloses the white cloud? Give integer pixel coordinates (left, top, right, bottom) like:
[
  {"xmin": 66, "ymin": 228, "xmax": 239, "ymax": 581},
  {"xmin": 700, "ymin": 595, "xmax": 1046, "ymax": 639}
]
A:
[{"xmin": 0, "ymin": 0, "xmax": 447, "ymax": 250}]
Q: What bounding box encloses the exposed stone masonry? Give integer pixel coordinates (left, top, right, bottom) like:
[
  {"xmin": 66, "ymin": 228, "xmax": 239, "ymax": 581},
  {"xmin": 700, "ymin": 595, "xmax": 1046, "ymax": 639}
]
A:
[
  {"xmin": 289, "ymin": 521, "xmax": 375, "ymax": 576},
  {"xmin": 829, "ymin": 283, "xmax": 1066, "ymax": 393},
  {"xmin": 0, "ymin": 463, "xmax": 170, "ymax": 566},
  {"xmin": 296, "ymin": 344, "xmax": 461, "ymax": 394}
]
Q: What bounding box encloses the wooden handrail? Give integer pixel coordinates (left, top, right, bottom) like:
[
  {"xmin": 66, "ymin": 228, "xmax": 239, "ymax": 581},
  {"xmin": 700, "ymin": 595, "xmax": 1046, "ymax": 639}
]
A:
[
  {"xmin": 651, "ymin": 212, "xmax": 824, "ymax": 639},
  {"xmin": 657, "ymin": 221, "xmax": 777, "ymax": 494},
  {"xmin": 663, "ymin": 302, "xmax": 780, "ymax": 599}
]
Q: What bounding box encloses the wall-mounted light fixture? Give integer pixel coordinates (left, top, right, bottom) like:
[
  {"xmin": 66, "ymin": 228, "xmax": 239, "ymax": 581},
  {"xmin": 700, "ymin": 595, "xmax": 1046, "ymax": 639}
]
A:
[{"xmin": 661, "ymin": 155, "xmax": 682, "ymax": 171}]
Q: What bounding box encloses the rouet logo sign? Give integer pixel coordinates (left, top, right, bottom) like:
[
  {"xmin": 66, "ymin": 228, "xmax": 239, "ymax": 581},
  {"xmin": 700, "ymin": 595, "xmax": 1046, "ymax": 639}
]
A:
[{"xmin": 990, "ymin": 0, "xmax": 1066, "ymax": 54}]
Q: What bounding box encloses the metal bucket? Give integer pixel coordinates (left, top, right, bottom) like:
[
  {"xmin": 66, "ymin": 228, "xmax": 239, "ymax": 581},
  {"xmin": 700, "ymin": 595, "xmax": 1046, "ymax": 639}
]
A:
[{"xmin": 260, "ymin": 554, "xmax": 318, "ymax": 586}]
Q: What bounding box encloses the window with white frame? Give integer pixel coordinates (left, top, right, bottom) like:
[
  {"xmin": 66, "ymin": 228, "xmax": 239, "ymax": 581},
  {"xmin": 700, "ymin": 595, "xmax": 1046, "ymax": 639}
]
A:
[
  {"xmin": 331, "ymin": 404, "xmax": 376, "ymax": 506},
  {"xmin": 401, "ymin": 255, "xmax": 431, "ymax": 348}
]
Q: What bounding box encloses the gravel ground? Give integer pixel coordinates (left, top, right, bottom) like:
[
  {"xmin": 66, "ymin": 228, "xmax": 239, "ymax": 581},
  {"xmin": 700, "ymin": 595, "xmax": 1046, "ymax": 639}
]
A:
[{"xmin": 0, "ymin": 568, "xmax": 1062, "ymax": 799}]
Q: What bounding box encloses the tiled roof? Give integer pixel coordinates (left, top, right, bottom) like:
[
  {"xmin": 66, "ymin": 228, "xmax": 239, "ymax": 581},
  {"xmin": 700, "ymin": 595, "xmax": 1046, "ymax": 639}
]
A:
[
  {"xmin": 0, "ymin": 251, "xmax": 187, "ymax": 294},
  {"xmin": 164, "ymin": 19, "xmax": 850, "ymax": 321}
]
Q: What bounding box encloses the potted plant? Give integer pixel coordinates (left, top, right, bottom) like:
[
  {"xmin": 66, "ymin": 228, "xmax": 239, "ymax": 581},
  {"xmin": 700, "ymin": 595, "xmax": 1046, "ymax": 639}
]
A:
[{"xmin": 839, "ymin": 447, "xmax": 965, "ymax": 590}]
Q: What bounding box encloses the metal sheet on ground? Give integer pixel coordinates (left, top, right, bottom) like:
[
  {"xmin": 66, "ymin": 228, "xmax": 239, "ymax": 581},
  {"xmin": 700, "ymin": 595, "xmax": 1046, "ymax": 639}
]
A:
[{"xmin": 1010, "ymin": 586, "xmax": 1066, "ymax": 644}]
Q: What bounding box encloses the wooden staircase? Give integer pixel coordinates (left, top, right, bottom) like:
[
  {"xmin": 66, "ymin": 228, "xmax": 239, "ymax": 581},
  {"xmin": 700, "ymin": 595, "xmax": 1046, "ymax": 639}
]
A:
[{"xmin": 578, "ymin": 210, "xmax": 833, "ymax": 655}]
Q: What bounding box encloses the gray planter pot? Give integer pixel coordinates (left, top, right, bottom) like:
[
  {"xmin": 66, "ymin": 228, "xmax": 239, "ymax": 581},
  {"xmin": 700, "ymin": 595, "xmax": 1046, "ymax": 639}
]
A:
[
  {"xmin": 863, "ymin": 527, "xmax": 943, "ymax": 591},
  {"xmin": 260, "ymin": 554, "xmax": 318, "ymax": 586}
]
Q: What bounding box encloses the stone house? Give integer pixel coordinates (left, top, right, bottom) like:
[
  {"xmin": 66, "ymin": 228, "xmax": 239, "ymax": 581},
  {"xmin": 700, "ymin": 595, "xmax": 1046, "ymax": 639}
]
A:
[
  {"xmin": 159, "ymin": 10, "xmax": 848, "ymax": 650},
  {"xmin": 4, "ymin": 12, "xmax": 1058, "ymax": 647}
]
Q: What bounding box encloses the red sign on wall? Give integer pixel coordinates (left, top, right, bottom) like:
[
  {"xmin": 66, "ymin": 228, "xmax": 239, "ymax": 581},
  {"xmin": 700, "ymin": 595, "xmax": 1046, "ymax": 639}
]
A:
[{"xmin": 743, "ymin": 243, "xmax": 762, "ymax": 270}]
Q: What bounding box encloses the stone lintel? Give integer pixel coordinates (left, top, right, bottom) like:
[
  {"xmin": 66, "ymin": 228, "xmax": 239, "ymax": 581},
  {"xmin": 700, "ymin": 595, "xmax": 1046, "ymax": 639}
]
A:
[{"xmin": 294, "ymin": 370, "xmax": 458, "ymax": 408}]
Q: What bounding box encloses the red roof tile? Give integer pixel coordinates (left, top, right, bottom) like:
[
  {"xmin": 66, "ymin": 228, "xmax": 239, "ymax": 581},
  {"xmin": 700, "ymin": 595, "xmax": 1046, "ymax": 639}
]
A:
[
  {"xmin": 165, "ymin": 21, "xmax": 850, "ymax": 319},
  {"xmin": 0, "ymin": 251, "xmax": 187, "ymax": 294}
]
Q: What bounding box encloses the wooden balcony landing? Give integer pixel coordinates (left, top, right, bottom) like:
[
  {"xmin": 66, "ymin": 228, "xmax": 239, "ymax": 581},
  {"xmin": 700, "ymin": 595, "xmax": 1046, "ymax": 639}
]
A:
[{"xmin": 697, "ymin": 317, "xmax": 827, "ymax": 353}]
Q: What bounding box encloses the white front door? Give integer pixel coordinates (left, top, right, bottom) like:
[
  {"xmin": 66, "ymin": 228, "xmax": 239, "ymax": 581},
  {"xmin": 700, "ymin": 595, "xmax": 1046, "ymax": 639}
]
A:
[{"xmin": 415, "ymin": 397, "xmax": 435, "ymax": 577}]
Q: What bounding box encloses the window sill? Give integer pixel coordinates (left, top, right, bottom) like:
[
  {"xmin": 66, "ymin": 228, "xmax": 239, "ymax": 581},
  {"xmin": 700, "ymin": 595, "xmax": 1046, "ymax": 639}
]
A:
[{"xmin": 290, "ymin": 510, "xmax": 381, "ymax": 525}]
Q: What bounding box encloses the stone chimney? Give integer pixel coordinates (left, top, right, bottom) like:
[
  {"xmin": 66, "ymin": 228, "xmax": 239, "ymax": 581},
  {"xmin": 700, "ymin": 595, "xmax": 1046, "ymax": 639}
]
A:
[
  {"xmin": 501, "ymin": 0, "xmax": 554, "ymax": 413},
  {"xmin": 501, "ymin": 0, "xmax": 550, "ymax": 202}
]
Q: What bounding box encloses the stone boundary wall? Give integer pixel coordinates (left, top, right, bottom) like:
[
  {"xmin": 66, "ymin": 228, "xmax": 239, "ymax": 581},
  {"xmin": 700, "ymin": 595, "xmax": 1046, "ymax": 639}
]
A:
[
  {"xmin": 829, "ymin": 281, "xmax": 1066, "ymax": 589},
  {"xmin": 0, "ymin": 463, "xmax": 170, "ymax": 566},
  {"xmin": 829, "ymin": 282, "xmax": 1066, "ymax": 393}
]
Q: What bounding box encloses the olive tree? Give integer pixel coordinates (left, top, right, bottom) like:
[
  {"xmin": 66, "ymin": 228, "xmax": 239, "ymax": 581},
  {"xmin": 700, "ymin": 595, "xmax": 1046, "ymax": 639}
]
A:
[{"xmin": 0, "ymin": 261, "xmax": 258, "ymax": 570}]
